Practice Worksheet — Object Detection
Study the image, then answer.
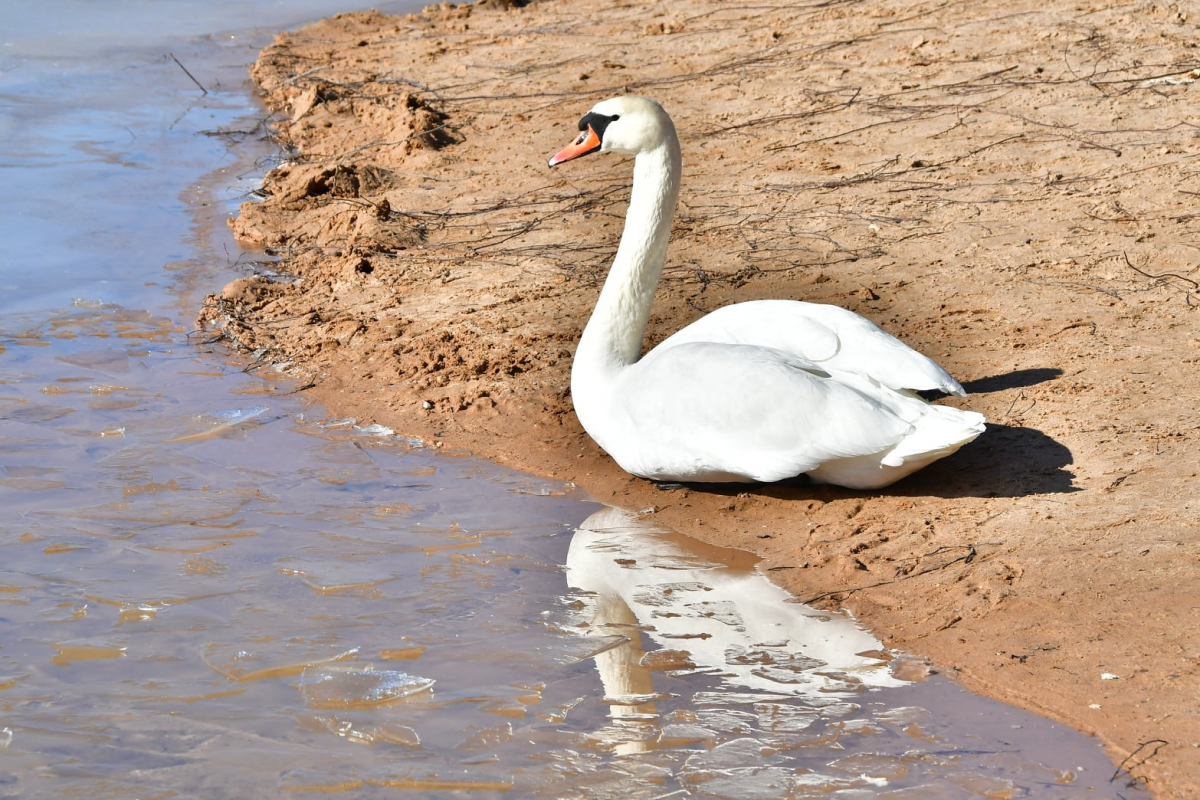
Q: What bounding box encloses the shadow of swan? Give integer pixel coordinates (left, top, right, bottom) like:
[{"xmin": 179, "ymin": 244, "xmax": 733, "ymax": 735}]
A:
[
  {"xmin": 905, "ymin": 421, "xmax": 1077, "ymax": 497},
  {"xmin": 960, "ymin": 368, "xmax": 1063, "ymax": 394},
  {"xmin": 908, "ymin": 367, "xmax": 1078, "ymax": 495}
]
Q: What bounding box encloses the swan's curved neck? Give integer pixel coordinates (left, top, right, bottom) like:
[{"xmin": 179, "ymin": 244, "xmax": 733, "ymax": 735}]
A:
[{"xmin": 577, "ymin": 135, "xmax": 682, "ymax": 373}]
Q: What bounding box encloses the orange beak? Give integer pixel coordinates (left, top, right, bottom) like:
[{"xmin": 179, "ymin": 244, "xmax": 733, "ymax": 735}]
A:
[{"xmin": 548, "ymin": 125, "xmax": 602, "ymax": 167}]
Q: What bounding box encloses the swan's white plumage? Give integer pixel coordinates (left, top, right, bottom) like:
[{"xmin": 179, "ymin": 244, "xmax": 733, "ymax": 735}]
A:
[
  {"xmin": 552, "ymin": 96, "xmax": 985, "ymax": 489},
  {"xmin": 656, "ymin": 299, "xmax": 967, "ymax": 397}
]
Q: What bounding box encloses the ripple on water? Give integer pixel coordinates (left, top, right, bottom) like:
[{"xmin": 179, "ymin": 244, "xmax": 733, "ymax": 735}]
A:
[{"xmin": 1, "ymin": 310, "xmax": 1146, "ymax": 795}]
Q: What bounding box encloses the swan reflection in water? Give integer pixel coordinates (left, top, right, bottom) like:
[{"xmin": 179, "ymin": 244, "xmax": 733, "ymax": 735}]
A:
[{"xmin": 564, "ymin": 507, "xmax": 904, "ymax": 754}]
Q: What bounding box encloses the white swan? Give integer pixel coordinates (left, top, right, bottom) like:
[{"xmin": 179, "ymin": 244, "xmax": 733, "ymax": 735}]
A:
[{"xmin": 548, "ymin": 96, "xmax": 985, "ymax": 489}]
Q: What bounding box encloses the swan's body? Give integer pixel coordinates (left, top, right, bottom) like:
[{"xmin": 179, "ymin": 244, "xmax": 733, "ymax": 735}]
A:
[{"xmin": 549, "ymin": 96, "xmax": 985, "ymax": 489}]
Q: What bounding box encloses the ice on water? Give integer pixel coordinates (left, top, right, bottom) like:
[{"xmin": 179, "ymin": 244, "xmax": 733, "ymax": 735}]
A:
[{"xmin": 298, "ymin": 665, "xmax": 435, "ymax": 709}]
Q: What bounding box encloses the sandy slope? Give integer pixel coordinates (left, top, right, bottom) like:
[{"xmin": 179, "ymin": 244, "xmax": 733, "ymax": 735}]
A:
[{"xmin": 200, "ymin": 1, "xmax": 1200, "ymax": 793}]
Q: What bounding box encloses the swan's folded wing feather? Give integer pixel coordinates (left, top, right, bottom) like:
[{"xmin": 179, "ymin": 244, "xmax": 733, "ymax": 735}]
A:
[
  {"xmin": 657, "ymin": 301, "xmax": 841, "ymax": 362},
  {"xmin": 614, "ymin": 342, "xmax": 915, "ymax": 482},
  {"xmin": 655, "ymin": 299, "xmax": 966, "ymax": 397}
]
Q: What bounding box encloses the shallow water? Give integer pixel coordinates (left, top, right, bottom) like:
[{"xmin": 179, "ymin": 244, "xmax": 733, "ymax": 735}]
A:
[{"xmin": 0, "ymin": 3, "xmax": 1151, "ymax": 798}]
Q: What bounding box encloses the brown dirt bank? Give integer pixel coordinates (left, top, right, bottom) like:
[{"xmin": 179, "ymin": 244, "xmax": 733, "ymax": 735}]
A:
[{"xmin": 199, "ymin": 0, "xmax": 1200, "ymax": 793}]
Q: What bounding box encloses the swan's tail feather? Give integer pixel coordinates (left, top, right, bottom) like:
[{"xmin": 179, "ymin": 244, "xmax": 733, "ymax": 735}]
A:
[{"xmin": 881, "ymin": 405, "xmax": 986, "ymax": 468}]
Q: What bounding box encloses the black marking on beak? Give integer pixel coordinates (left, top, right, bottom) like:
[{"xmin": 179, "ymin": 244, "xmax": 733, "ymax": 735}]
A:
[{"xmin": 579, "ymin": 112, "xmax": 619, "ymax": 142}]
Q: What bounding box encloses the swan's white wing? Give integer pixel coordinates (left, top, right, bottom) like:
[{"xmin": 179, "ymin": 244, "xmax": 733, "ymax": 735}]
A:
[
  {"xmin": 603, "ymin": 342, "xmax": 917, "ymax": 483},
  {"xmin": 656, "ymin": 299, "xmax": 966, "ymax": 397}
]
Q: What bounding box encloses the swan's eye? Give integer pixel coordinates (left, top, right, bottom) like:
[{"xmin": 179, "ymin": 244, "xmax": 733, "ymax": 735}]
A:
[{"xmin": 610, "ymin": 115, "xmax": 620, "ymax": 122}]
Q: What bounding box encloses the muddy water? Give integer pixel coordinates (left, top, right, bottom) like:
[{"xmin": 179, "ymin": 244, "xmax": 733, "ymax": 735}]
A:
[{"xmin": 0, "ymin": 4, "xmax": 1150, "ymax": 798}]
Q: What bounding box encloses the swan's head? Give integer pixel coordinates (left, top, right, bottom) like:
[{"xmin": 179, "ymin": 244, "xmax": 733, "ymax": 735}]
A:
[{"xmin": 548, "ymin": 96, "xmax": 675, "ymax": 167}]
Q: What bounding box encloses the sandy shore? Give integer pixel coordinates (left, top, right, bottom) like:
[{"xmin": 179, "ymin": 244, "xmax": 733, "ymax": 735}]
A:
[{"xmin": 200, "ymin": 1, "xmax": 1200, "ymax": 793}]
